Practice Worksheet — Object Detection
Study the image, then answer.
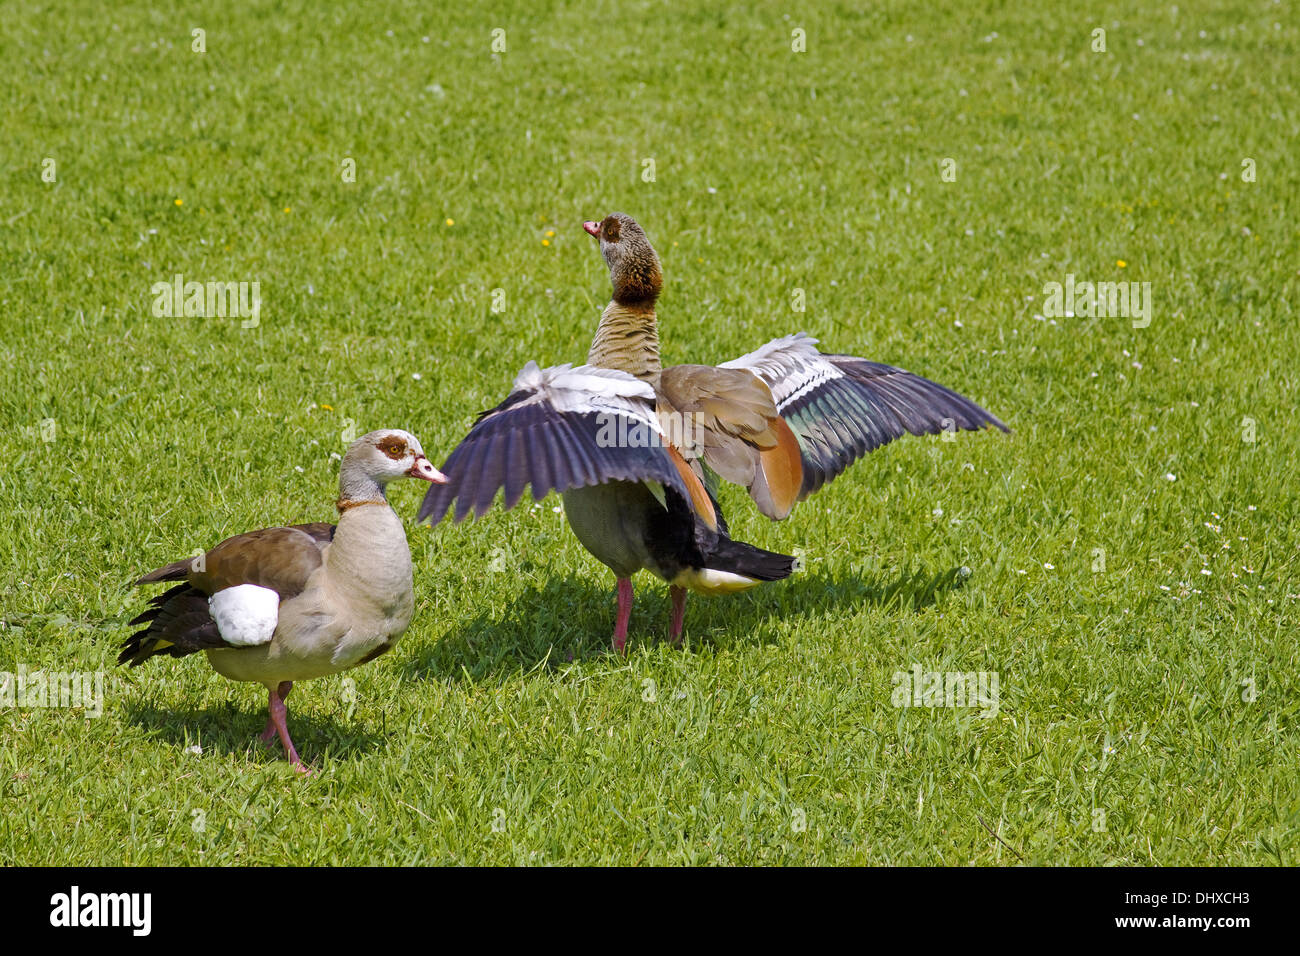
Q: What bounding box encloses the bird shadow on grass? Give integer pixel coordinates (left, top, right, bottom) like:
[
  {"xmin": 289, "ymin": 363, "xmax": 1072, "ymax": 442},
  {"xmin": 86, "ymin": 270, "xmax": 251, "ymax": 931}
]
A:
[
  {"xmin": 402, "ymin": 563, "xmax": 970, "ymax": 687},
  {"xmin": 121, "ymin": 697, "xmax": 383, "ymax": 768}
]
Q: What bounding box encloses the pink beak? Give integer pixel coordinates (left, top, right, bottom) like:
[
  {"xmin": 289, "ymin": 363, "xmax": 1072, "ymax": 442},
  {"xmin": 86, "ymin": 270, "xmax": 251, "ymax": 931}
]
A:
[
  {"xmin": 583, "ymin": 220, "xmax": 600, "ymax": 237},
  {"xmin": 409, "ymin": 456, "xmax": 448, "ymax": 483}
]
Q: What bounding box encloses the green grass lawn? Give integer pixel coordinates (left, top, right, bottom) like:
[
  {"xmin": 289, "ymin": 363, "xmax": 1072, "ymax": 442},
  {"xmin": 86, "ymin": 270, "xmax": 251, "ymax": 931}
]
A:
[{"xmin": 1, "ymin": 0, "xmax": 1297, "ymax": 865}]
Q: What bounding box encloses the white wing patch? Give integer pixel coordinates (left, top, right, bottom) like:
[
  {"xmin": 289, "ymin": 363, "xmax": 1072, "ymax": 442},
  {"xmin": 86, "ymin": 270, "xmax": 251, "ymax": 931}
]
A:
[
  {"xmin": 768, "ymin": 362, "xmax": 840, "ymax": 409},
  {"xmin": 720, "ymin": 331, "xmax": 821, "ymax": 369},
  {"xmin": 511, "ymin": 361, "xmax": 664, "ymax": 434},
  {"xmin": 209, "ymin": 584, "xmax": 280, "ymax": 647},
  {"xmin": 549, "ymin": 363, "xmax": 657, "ymax": 401},
  {"xmin": 512, "ymin": 361, "xmax": 655, "ymax": 402},
  {"xmin": 719, "ymin": 332, "xmax": 843, "ymax": 408}
]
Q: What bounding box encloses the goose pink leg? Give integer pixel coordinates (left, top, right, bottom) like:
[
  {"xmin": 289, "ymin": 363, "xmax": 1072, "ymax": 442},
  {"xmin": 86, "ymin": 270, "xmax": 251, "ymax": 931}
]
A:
[
  {"xmin": 669, "ymin": 585, "xmax": 687, "ymax": 645},
  {"xmin": 259, "ymin": 681, "xmax": 292, "ymax": 743},
  {"xmin": 612, "ymin": 578, "xmax": 634, "ymax": 654},
  {"xmin": 265, "ymin": 681, "xmax": 312, "ymax": 774}
]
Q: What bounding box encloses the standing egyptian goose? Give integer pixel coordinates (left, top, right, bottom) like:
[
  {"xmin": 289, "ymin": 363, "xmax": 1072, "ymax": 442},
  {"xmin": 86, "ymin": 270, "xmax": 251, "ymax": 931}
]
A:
[
  {"xmin": 419, "ymin": 214, "xmax": 1008, "ymax": 651},
  {"xmin": 120, "ymin": 429, "xmax": 446, "ymax": 773}
]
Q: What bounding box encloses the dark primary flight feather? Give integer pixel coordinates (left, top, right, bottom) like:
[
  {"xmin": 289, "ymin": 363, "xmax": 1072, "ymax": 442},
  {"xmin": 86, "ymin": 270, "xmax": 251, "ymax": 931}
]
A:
[{"xmin": 419, "ymin": 361, "xmax": 694, "ymax": 525}]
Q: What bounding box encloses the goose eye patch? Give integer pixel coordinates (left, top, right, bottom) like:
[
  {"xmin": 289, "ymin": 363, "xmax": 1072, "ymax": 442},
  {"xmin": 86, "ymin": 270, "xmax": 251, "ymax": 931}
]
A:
[{"xmin": 378, "ymin": 438, "xmax": 407, "ymax": 459}]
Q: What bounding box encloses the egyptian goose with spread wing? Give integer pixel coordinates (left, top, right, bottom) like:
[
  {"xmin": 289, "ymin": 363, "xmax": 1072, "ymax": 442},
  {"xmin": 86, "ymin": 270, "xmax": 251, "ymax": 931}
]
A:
[
  {"xmin": 120, "ymin": 429, "xmax": 446, "ymax": 773},
  {"xmin": 419, "ymin": 213, "xmax": 1008, "ymax": 652}
]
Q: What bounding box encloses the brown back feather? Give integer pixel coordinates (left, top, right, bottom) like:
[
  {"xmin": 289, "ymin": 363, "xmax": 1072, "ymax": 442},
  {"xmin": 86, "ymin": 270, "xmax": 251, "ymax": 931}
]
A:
[
  {"xmin": 186, "ymin": 526, "xmax": 324, "ymax": 600},
  {"xmin": 658, "ymin": 364, "xmax": 802, "ymax": 519},
  {"xmin": 123, "ymin": 521, "xmax": 336, "ymax": 667}
]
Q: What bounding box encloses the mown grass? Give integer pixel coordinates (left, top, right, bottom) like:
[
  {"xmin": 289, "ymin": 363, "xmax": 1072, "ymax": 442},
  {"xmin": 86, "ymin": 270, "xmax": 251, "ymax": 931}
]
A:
[{"xmin": 1, "ymin": 0, "xmax": 1297, "ymax": 865}]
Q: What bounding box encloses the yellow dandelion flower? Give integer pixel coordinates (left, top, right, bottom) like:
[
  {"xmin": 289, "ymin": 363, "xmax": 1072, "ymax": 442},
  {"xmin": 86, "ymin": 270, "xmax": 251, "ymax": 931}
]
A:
[
  {"xmin": 283, "ymin": 206, "xmax": 291, "ymax": 214},
  {"xmin": 542, "ymin": 239, "xmax": 550, "ymax": 246},
  {"xmin": 445, "ymin": 218, "xmax": 455, "ymax": 226},
  {"xmin": 1117, "ymin": 260, "xmax": 1127, "ymax": 268},
  {"xmin": 174, "ymin": 199, "xmax": 183, "ymax": 206},
  {"xmin": 545, "ymin": 230, "xmax": 555, "ymax": 237},
  {"xmin": 321, "ymin": 404, "xmax": 334, "ymax": 412}
]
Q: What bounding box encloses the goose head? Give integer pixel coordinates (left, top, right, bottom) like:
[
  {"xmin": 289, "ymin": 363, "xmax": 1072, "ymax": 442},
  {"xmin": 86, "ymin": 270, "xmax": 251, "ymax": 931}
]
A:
[
  {"xmin": 583, "ymin": 213, "xmax": 662, "ymax": 305},
  {"xmin": 342, "ymin": 429, "xmax": 447, "ymax": 489}
]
